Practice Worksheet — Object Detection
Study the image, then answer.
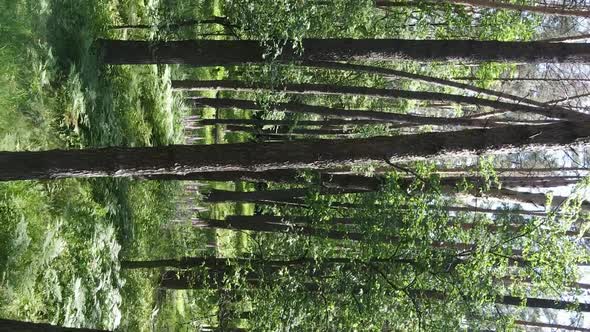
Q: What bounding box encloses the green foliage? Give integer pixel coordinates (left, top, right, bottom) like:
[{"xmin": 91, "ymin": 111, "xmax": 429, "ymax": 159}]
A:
[
  {"xmin": 0, "ymin": 0, "xmax": 194, "ymax": 330},
  {"xmin": 224, "ymin": 168, "xmax": 589, "ymax": 330}
]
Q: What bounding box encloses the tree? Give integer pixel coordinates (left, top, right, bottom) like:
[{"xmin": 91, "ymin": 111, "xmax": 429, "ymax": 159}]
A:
[
  {"xmin": 411, "ymin": 289, "xmax": 590, "ymax": 311},
  {"xmin": 190, "ymin": 97, "xmax": 510, "ymax": 128},
  {"xmin": 513, "ymin": 320, "xmax": 590, "ymax": 331},
  {"xmin": 97, "ymin": 39, "xmax": 590, "ymax": 65},
  {"xmin": 2, "ymin": 122, "xmax": 590, "ymax": 181},
  {"xmin": 375, "ymin": 0, "xmax": 590, "ymax": 17},
  {"xmin": 0, "ymin": 319, "xmax": 109, "ymax": 332},
  {"xmin": 300, "ymin": 61, "xmax": 550, "ymax": 108},
  {"xmin": 177, "ymin": 80, "xmax": 587, "ymax": 121},
  {"xmin": 108, "ymin": 16, "xmax": 235, "ymax": 30}
]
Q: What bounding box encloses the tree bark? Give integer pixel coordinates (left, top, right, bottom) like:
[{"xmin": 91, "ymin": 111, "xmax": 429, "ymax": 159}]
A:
[
  {"xmin": 513, "ymin": 320, "xmax": 590, "ymax": 331},
  {"xmin": 203, "ymin": 175, "xmax": 580, "ymax": 205},
  {"xmin": 204, "ymin": 187, "xmax": 367, "ymax": 204},
  {"xmin": 375, "ymin": 0, "xmax": 590, "ymax": 17},
  {"xmin": 98, "ymin": 39, "xmax": 590, "ymax": 65},
  {"xmin": 500, "ymin": 294, "xmax": 590, "ymax": 312},
  {"xmin": 2, "ymin": 122, "xmax": 590, "ymax": 181},
  {"xmin": 190, "ymin": 97, "xmax": 507, "ymax": 127},
  {"xmin": 109, "ymin": 16, "xmax": 234, "ymax": 30},
  {"xmin": 414, "ymin": 289, "xmax": 590, "ymax": 311},
  {"xmin": 142, "ymin": 169, "xmax": 303, "ymax": 183},
  {"xmin": 192, "ymin": 217, "xmax": 366, "ymax": 241},
  {"xmin": 0, "ymin": 319, "xmax": 109, "ymax": 332},
  {"xmin": 123, "ymin": 255, "xmax": 410, "ymax": 269},
  {"xmin": 198, "ymin": 118, "xmax": 381, "ymax": 126},
  {"xmin": 539, "ymin": 33, "xmax": 590, "ymax": 43},
  {"xmin": 224, "ymin": 125, "xmax": 351, "ymax": 136},
  {"xmin": 453, "ymin": 76, "xmax": 590, "ymax": 82},
  {"xmin": 178, "ymin": 81, "xmax": 585, "ymax": 121},
  {"xmin": 300, "ymin": 61, "xmax": 550, "ymax": 109}
]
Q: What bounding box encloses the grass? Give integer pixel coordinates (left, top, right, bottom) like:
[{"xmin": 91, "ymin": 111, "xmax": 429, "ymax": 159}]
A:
[{"xmin": 0, "ymin": 0, "xmax": 233, "ymax": 330}]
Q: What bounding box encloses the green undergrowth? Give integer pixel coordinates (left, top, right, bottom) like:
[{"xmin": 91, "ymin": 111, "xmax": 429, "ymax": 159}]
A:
[{"xmin": 0, "ymin": 0, "xmax": 225, "ymax": 330}]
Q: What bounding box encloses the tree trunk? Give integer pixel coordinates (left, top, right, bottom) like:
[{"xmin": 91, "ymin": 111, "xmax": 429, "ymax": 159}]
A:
[
  {"xmin": 203, "ymin": 175, "xmax": 580, "ymax": 205},
  {"xmin": 414, "ymin": 290, "xmax": 590, "ymax": 311},
  {"xmin": 547, "ymin": 92, "xmax": 590, "ymax": 106},
  {"xmin": 98, "ymin": 39, "xmax": 590, "ymax": 65},
  {"xmin": 224, "ymin": 125, "xmax": 350, "ymax": 136},
  {"xmin": 2, "ymin": 121, "xmax": 590, "ymax": 181},
  {"xmin": 301, "ymin": 61, "xmax": 550, "ymax": 109},
  {"xmin": 123, "ymin": 255, "xmax": 410, "ymax": 269},
  {"xmin": 142, "ymin": 169, "xmax": 303, "ymax": 183},
  {"xmin": 539, "ymin": 33, "xmax": 590, "ymax": 43},
  {"xmin": 144, "ymin": 170, "xmax": 383, "ymax": 191},
  {"xmin": 203, "ymin": 187, "xmax": 366, "ymax": 204},
  {"xmin": 513, "ymin": 320, "xmax": 590, "ymax": 331},
  {"xmin": 192, "ymin": 217, "xmax": 366, "ymax": 241},
  {"xmin": 0, "ymin": 319, "xmax": 109, "ymax": 332},
  {"xmin": 178, "ymin": 81, "xmax": 585, "ymax": 121},
  {"xmin": 198, "ymin": 118, "xmax": 381, "ymax": 126},
  {"xmin": 492, "ymin": 188, "xmax": 590, "ymax": 210},
  {"xmin": 109, "ymin": 16, "xmax": 234, "ymax": 30},
  {"xmin": 190, "ymin": 97, "xmax": 506, "ymax": 127},
  {"xmin": 500, "ymin": 294, "xmax": 590, "ymax": 312},
  {"xmin": 435, "ymin": 166, "xmax": 589, "ymax": 176},
  {"xmin": 375, "ymin": 0, "xmax": 590, "ymax": 17},
  {"xmin": 453, "ymin": 76, "xmax": 590, "ymax": 82}
]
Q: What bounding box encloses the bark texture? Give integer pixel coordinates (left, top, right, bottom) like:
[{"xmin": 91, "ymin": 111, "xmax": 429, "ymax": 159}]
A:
[
  {"xmin": 98, "ymin": 39, "xmax": 590, "ymax": 65},
  {"xmin": 192, "ymin": 217, "xmax": 365, "ymax": 241},
  {"xmin": 301, "ymin": 61, "xmax": 550, "ymax": 109},
  {"xmin": 513, "ymin": 320, "xmax": 590, "ymax": 331},
  {"xmin": 190, "ymin": 97, "xmax": 528, "ymax": 127},
  {"xmin": 0, "ymin": 319, "xmax": 109, "ymax": 332},
  {"xmin": 2, "ymin": 122, "xmax": 590, "ymax": 181},
  {"xmin": 376, "ymin": 0, "xmax": 590, "ymax": 17},
  {"xmin": 414, "ymin": 289, "xmax": 590, "ymax": 311},
  {"xmin": 179, "ymin": 81, "xmax": 585, "ymax": 121}
]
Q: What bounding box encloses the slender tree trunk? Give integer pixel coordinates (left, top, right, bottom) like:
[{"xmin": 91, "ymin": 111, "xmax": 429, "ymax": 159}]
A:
[
  {"xmin": 375, "ymin": 0, "xmax": 590, "ymax": 17},
  {"xmin": 2, "ymin": 121, "xmax": 590, "ymax": 181},
  {"xmin": 0, "ymin": 319, "xmax": 109, "ymax": 332},
  {"xmin": 202, "ymin": 176, "xmax": 580, "ymax": 205},
  {"xmin": 444, "ymin": 205, "xmax": 549, "ymax": 217},
  {"xmin": 453, "ymin": 76, "xmax": 590, "ymax": 82},
  {"xmin": 500, "ymin": 294, "xmax": 590, "ymax": 312},
  {"xmin": 200, "ymin": 326, "xmax": 247, "ymax": 332},
  {"xmin": 224, "ymin": 125, "xmax": 350, "ymax": 136},
  {"xmin": 123, "ymin": 255, "xmax": 410, "ymax": 269},
  {"xmin": 492, "ymin": 187, "xmax": 590, "ymax": 209},
  {"xmin": 435, "ymin": 166, "xmax": 589, "ymax": 175},
  {"xmin": 413, "ymin": 289, "xmax": 590, "ymax": 311},
  {"xmin": 97, "ymin": 39, "xmax": 590, "ymax": 65},
  {"xmin": 144, "ymin": 170, "xmax": 383, "ymax": 191},
  {"xmin": 539, "ymin": 33, "xmax": 590, "ymax": 43},
  {"xmin": 190, "ymin": 97, "xmax": 508, "ymax": 127},
  {"xmin": 301, "ymin": 61, "xmax": 550, "ymax": 109},
  {"xmin": 192, "ymin": 217, "xmax": 366, "ymax": 241},
  {"xmin": 204, "ymin": 187, "xmax": 366, "ymax": 204},
  {"xmin": 178, "ymin": 81, "xmax": 585, "ymax": 121},
  {"xmin": 513, "ymin": 320, "xmax": 590, "ymax": 331},
  {"xmin": 198, "ymin": 118, "xmax": 381, "ymax": 126},
  {"xmin": 142, "ymin": 169, "xmax": 303, "ymax": 183},
  {"xmin": 109, "ymin": 16, "xmax": 234, "ymax": 30},
  {"xmin": 458, "ymin": 219, "xmax": 588, "ymax": 238},
  {"xmin": 546, "ymin": 92, "xmax": 590, "ymax": 105}
]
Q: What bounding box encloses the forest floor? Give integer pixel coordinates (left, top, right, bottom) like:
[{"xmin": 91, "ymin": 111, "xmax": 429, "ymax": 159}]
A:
[{"xmin": 0, "ymin": 0, "xmax": 243, "ymax": 330}]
